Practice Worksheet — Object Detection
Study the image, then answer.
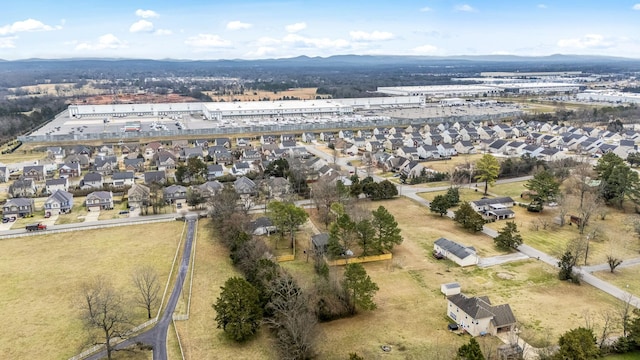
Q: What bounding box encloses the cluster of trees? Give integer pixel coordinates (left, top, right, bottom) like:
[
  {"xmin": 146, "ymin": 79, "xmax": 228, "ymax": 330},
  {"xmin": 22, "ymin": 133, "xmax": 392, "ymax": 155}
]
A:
[
  {"xmin": 77, "ymin": 266, "xmax": 161, "ymax": 360},
  {"xmin": 453, "ymin": 202, "xmax": 485, "ymax": 232},
  {"xmin": 326, "ymin": 205, "xmax": 403, "ymax": 258},
  {"xmin": 401, "ymin": 168, "xmax": 449, "ymax": 185},
  {"xmin": 208, "ymin": 185, "xmax": 380, "ymax": 358},
  {"xmin": 349, "ymin": 176, "xmax": 398, "ymax": 200},
  {"xmin": 0, "ymin": 97, "xmax": 66, "ymax": 142},
  {"xmin": 594, "ymin": 152, "xmax": 640, "ymax": 209},
  {"xmin": 429, "ymin": 187, "xmax": 460, "ymax": 216}
]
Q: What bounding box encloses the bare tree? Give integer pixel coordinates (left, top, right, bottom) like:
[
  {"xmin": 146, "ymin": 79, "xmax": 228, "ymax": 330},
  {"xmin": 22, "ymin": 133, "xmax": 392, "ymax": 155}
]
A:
[
  {"xmin": 556, "ymin": 193, "xmax": 570, "ymax": 226},
  {"xmin": 576, "ymin": 192, "xmax": 601, "ymax": 235},
  {"xmin": 132, "ymin": 266, "xmax": 161, "ymax": 319},
  {"xmin": 208, "ymin": 185, "xmax": 240, "ymax": 220},
  {"xmin": 568, "ymin": 160, "xmax": 597, "ymax": 209},
  {"xmin": 598, "ymin": 310, "xmax": 616, "ymax": 350},
  {"xmin": 311, "ymin": 177, "xmax": 340, "ymax": 228},
  {"xmin": 607, "ymin": 255, "xmax": 623, "ymax": 273},
  {"xmin": 78, "ymin": 277, "xmax": 131, "ymax": 360},
  {"xmin": 617, "ymin": 293, "xmax": 635, "ymax": 337}
]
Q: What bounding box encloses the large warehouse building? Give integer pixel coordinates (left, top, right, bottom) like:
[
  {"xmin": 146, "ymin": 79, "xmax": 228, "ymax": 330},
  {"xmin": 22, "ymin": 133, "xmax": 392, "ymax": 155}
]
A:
[
  {"xmin": 67, "ymin": 96, "xmax": 425, "ymax": 121},
  {"xmin": 377, "ymin": 82, "xmax": 582, "ymax": 98},
  {"xmin": 576, "ymin": 90, "xmax": 640, "ymax": 104}
]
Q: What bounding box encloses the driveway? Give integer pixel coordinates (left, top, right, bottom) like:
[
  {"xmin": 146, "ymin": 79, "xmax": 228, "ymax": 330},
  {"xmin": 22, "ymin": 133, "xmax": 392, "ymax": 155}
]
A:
[
  {"xmin": 0, "ymin": 220, "xmax": 14, "ymax": 231},
  {"xmin": 478, "ymin": 252, "xmax": 530, "ymax": 268},
  {"xmin": 41, "ymin": 214, "xmax": 59, "ymax": 227},
  {"xmin": 83, "ymin": 211, "xmax": 100, "ymax": 222}
]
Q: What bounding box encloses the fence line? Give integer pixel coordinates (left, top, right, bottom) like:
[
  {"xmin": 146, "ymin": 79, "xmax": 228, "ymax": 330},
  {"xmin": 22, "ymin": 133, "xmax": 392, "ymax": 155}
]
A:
[
  {"xmin": 158, "ymin": 220, "xmax": 187, "ymax": 318},
  {"xmin": 326, "ymin": 252, "xmax": 393, "ymax": 266},
  {"xmin": 185, "ymin": 218, "xmax": 197, "ymax": 317},
  {"xmin": 173, "ymin": 319, "xmax": 187, "ymax": 360}
]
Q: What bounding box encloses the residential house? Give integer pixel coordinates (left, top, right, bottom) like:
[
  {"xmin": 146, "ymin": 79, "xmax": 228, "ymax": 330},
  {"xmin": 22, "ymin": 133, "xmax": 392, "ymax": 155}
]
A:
[
  {"xmin": 505, "ymin": 141, "xmax": 527, "ymax": 156},
  {"xmin": 123, "ymin": 158, "xmax": 145, "ymax": 172},
  {"xmin": 401, "ymin": 161, "xmax": 426, "ymax": 179},
  {"xmin": 234, "ymin": 176, "xmax": 257, "ymax": 196},
  {"xmin": 232, "ymin": 162, "xmax": 252, "ymax": 176},
  {"xmin": 357, "ymin": 129, "xmax": 373, "ymax": 139},
  {"xmin": 58, "ymin": 162, "xmax": 82, "ymax": 178},
  {"xmin": 8, "ymin": 178, "xmax": 37, "ymax": 197},
  {"xmin": 97, "ymin": 145, "xmax": 115, "ymax": 156},
  {"xmin": 365, "ymin": 140, "xmax": 384, "ymax": 153},
  {"xmin": 522, "ymin": 145, "xmax": 544, "ymax": 158},
  {"xmin": 2, "ymin": 198, "xmax": 35, "ymax": 219},
  {"xmin": 196, "ymin": 180, "xmax": 224, "ymax": 199},
  {"xmin": 70, "ymin": 145, "xmax": 93, "ymax": 157},
  {"xmin": 127, "ymin": 184, "xmax": 150, "ymax": 209},
  {"xmin": 207, "ymin": 164, "xmax": 225, "ymax": 180},
  {"xmin": 289, "ymin": 147, "xmax": 310, "ymax": 159},
  {"xmin": 181, "ymin": 146, "xmax": 205, "ymax": 160},
  {"xmin": 81, "ymin": 172, "xmax": 103, "ymax": 190},
  {"xmin": 537, "ymin": 148, "xmax": 567, "ymax": 162},
  {"xmin": 470, "ymin": 197, "xmax": 515, "ymax": 221},
  {"xmin": 144, "ymin": 141, "xmax": 164, "ymax": 158},
  {"xmin": 213, "ymin": 149, "xmax": 234, "ymax": 165},
  {"xmin": 45, "ymin": 178, "xmax": 68, "ymax": 194},
  {"xmin": 418, "ymin": 145, "xmax": 440, "ymax": 160},
  {"xmin": 155, "ymin": 151, "xmax": 178, "ymax": 171},
  {"xmin": 144, "ymin": 171, "xmax": 166, "ymax": 185},
  {"xmin": 193, "ymin": 139, "xmax": 210, "ymax": 149},
  {"xmin": 261, "ymin": 134, "xmax": 278, "ymax": 144},
  {"xmin": 111, "ymin": 172, "xmax": 135, "ymax": 187},
  {"xmin": 163, "ymin": 185, "xmax": 187, "ymax": 210},
  {"xmin": 93, "ymin": 155, "xmax": 119, "ymax": 175},
  {"xmin": 446, "ymin": 293, "xmax": 516, "ymax": 336},
  {"xmin": 433, "ymin": 237, "xmax": 479, "ymax": 267},
  {"xmin": 171, "ymin": 139, "xmax": 189, "ymax": 152},
  {"xmin": 319, "ymin": 132, "xmax": 336, "ymax": 142},
  {"xmin": 280, "ymin": 140, "xmax": 297, "ymax": 149},
  {"xmin": 242, "ymin": 149, "xmax": 262, "ymax": 162},
  {"xmin": 301, "ymin": 132, "xmax": 317, "ymax": 143},
  {"xmin": 64, "ymin": 154, "xmax": 91, "ymax": 169},
  {"xmin": 0, "ymin": 166, "xmax": 9, "ymax": 183},
  {"xmin": 487, "ymin": 139, "xmax": 509, "ymax": 154},
  {"xmin": 47, "ymin": 146, "xmax": 65, "ymax": 161},
  {"xmin": 396, "ymin": 146, "xmax": 419, "ymax": 160},
  {"xmin": 85, "ymin": 191, "xmax": 114, "ymax": 211},
  {"xmin": 454, "ymin": 141, "xmax": 477, "ymax": 155},
  {"xmin": 263, "ymin": 177, "xmax": 290, "ymax": 199},
  {"xmin": 23, "ymin": 165, "xmax": 45, "ymax": 181},
  {"xmin": 339, "ymin": 130, "xmax": 354, "ymax": 140},
  {"xmin": 236, "ymin": 137, "xmax": 251, "ymax": 147},
  {"xmin": 44, "ymin": 190, "xmax": 73, "ymax": 216},
  {"xmin": 249, "ymin": 217, "xmax": 278, "ymax": 236},
  {"xmin": 383, "ymin": 138, "xmax": 404, "ymax": 151},
  {"xmin": 212, "ymin": 137, "xmax": 231, "ymax": 148},
  {"xmin": 437, "ymin": 144, "xmax": 458, "ymax": 157}
]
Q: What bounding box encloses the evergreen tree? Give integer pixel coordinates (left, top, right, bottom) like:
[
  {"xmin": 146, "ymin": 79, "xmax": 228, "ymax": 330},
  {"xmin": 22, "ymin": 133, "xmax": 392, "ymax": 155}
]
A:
[
  {"xmin": 213, "ymin": 277, "xmax": 263, "ymax": 342},
  {"xmin": 454, "ymin": 201, "xmax": 485, "ymax": 232},
  {"xmin": 342, "ymin": 263, "xmax": 379, "ymax": 315},
  {"xmin": 456, "ymin": 338, "xmax": 484, "ymax": 360},
  {"xmin": 475, "ymin": 154, "xmax": 500, "ymax": 195},
  {"xmin": 371, "ymin": 206, "xmax": 403, "ymax": 253},
  {"xmin": 430, "ymin": 194, "xmax": 451, "ymax": 216},
  {"xmin": 494, "ymin": 221, "xmax": 523, "ymax": 250},
  {"xmin": 555, "ymin": 327, "xmax": 600, "ymax": 360}
]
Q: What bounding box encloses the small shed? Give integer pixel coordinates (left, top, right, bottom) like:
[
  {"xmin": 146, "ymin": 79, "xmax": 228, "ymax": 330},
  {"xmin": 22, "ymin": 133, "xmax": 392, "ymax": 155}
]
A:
[
  {"xmin": 311, "ymin": 233, "xmax": 330, "ymax": 255},
  {"xmin": 441, "ymin": 282, "xmax": 461, "ymax": 296}
]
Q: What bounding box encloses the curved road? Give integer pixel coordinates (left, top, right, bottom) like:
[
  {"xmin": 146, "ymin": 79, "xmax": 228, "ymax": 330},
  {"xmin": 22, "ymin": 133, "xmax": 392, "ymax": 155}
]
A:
[{"xmin": 85, "ymin": 214, "xmax": 197, "ymax": 360}]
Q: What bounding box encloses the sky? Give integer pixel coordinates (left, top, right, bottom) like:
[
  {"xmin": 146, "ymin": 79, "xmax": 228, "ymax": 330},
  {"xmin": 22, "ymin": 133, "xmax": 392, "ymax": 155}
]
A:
[{"xmin": 1, "ymin": 0, "xmax": 639, "ymax": 60}]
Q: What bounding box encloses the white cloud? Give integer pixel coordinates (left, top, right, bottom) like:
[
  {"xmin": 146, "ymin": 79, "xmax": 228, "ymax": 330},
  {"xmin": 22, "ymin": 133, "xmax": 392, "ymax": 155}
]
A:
[
  {"xmin": 537, "ymin": 4, "xmax": 547, "ymax": 9},
  {"xmin": 350, "ymin": 30, "xmax": 394, "ymax": 41},
  {"xmin": 129, "ymin": 20, "xmax": 154, "ymax": 33},
  {"xmin": 282, "ymin": 33, "xmax": 350, "ymax": 49},
  {"xmin": 285, "ymin": 22, "xmax": 307, "ymax": 33},
  {"xmin": 185, "ymin": 34, "xmax": 232, "ymax": 48},
  {"xmin": 246, "ymin": 46, "xmax": 277, "ymax": 58},
  {"xmin": 633, "ymin": 4, "xmax": 640, "ymax": 10},
  {"xmin": 75, "ymin": 34, "xmax": 127, "ymax": 51},
  {"xmin": 0, "ymin": 37, "xmax": 17, "ymax": 48},
  {"xmin": 135, "ymin": 9, "xmax": 159, "ymax": 18},
  {"xmin": 557, "ymin": 34, "xmax": 612, "ymax": 49},
  {"xmin": 419, "ymin": 6, "xmax": 432, "ymax": 12},
  {"xmin": 226, "ymin": 21, "xmax": 252, "ymax": 30},
  {"xmin": 154, "ymin": 29, "xmax": 173, "ymax": 36},
  {"xmin": 256, "ymin": 37, "xmax": 281, "ymax": 46},
  {"xmin": 0, "ymin": 19, "xmax": 61, "ymax": 35},
  {"xmin": 455, "ymin": 4, "xmax": 476, "ymax": 12},
  {"xmin": 413, "ymin": 44, "xmax": 438, "ymax": 54}
]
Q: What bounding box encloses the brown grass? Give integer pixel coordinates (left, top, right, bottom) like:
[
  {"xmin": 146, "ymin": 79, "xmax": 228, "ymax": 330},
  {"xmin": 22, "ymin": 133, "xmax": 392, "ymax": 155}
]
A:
[
  {"xmin": 593, "ymin": 268, "xmax": 640, "ymax": 298},
  {"xmin": 203, "ymin": 87, "xmax": 330, "ymax": 102},
  {"xmin": 0, "ymin": 222, "xmax": 184, "ymax": 360}
]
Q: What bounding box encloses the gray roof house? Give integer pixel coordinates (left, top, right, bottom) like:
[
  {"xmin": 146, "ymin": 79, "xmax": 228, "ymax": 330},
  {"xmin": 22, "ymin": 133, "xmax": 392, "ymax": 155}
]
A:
[
  {"xmin": 45, "ymin": 178, "xmax": 69, "ymax": 194},
  {"xmin": 44, "ymin": 190, "xmax": 74, "ymax": 215},
  {"xmin": 249, "ymin": 217, "xmax": 277, "ymax": 236},
  {"xmin": 111, "ymin": 172, "xmax": 135, "ymax": 187},
  {"xmin": 311, "ymin": 233, "xmax": 330, "ymax": 254},
  {"xmin": 234, "ymin": 176, "xmax": 257, "ymax": 196},
  {"xmin": 144, "ymin": 170, "xmax": 167, "ymax": 185},
  {"xmin": 81, "ymin": 172, "xmax": 103, "ymax": 190},
  {"xmin": 85, "ymin": 191, "xmax": 114, "ymax": 211},
  {"xmin": 23, "ymin": 165, "xmax": 46, "ymax": 181},
  {"xmin": 123, "ymin": 158, "xmax": 145, "ymax": 172},
  {"xmin": 196, "ymin": 180, "xmax": 224, "ymax": 199},
  {"xmin": 207, "ymin": 164, "xmax": 225, "ymax": 180},
  {"xmin": 2, "ymin": 198, "xmax": 35, "ymax": 219},
  {"xmin": 58, "ymin": 162, "xmax": 82, "ymax": 178},
  {"xmin": 93, "ymin": 155, "xmax": 119, "ymax": 175},
  {"xmin": 470, "ymin": 197, "xmax": 515, "ymax": 221},
  {"xmin": 433, "ymin": 237, "xmax": 479, "ymax": 267},
  {"xmin": 9, "ymin": 178, "xmax": 37, "ymax": 197},
  {"xmin": 163, "ymin": 185, "xmax": 187, "ymax": 203},
  {"xmin": 447, "ymin": 293, "xmax": 516, "ymax": 337},
  {"xmin": 128, "ymin": 184, "xmax": 150, "ymax": 209}
]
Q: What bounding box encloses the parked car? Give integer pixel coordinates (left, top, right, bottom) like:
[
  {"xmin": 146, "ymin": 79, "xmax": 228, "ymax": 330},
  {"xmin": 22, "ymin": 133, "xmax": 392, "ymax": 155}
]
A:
[{"xmin": 1, "ymin": 218, "xmax": 9, "ymax": 223}]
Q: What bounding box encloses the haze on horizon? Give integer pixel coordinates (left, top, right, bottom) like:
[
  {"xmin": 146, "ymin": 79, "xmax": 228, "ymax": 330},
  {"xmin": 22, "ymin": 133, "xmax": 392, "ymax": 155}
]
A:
[{"xmin": 1, "ymin": 0, "xmax": 639, "ymax": 61}]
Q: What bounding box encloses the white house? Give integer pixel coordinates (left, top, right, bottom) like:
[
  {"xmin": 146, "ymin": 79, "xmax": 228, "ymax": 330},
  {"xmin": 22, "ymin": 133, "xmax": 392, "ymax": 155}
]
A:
[
  {"xmin": 433, "ymin": 237, "xmax": 479, "ymax": 267},
  {"xmin": 447, "ymin": 293, "xmax": 516, "ymax": 337}
]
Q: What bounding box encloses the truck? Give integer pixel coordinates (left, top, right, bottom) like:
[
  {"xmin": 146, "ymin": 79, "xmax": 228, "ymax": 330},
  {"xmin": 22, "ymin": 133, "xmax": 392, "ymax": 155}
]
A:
[{"xmin": 26, "ymin": 223, "xmax": 47, "ymax": 231}]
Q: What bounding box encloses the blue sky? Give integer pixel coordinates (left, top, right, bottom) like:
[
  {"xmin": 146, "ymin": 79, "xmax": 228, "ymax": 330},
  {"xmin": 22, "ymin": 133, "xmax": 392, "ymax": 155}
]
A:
[{"xmin": 1, "ymin": 1, "xmax": 639, "ymax": 60}]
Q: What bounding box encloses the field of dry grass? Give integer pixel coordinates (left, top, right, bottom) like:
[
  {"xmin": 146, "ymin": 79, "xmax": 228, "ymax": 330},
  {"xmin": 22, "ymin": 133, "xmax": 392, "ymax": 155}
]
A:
[
  {"xmin": 422, "ymin": 153, "xmax": 483, "ymax": 173},
  {"xmin": 594, "ymin": 268, "xmax": 640, "ymax": 298},
  {"xmin": 0, "ymin": 222, "xmax": 184, "ymax": 359},
  {"xmin": 204, "ymin": 87, "xmax": 330, "ymax": 102}
]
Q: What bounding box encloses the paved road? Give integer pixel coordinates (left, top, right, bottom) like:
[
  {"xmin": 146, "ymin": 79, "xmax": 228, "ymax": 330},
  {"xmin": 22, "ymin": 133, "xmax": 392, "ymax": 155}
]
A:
[{"xmin": 85, "ymin": 215, "xmax": 197, "ymax": 360}]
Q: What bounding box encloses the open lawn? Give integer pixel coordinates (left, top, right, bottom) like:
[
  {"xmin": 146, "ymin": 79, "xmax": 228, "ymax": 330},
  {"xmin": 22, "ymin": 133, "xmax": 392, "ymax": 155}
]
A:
[
  {"xmin": 0, "ymin": 150, "xmax": 46, "ymax": 164},
  {"xmin": 490, "ymin": 180, "xmax": 529, "ymax": 199},
  {"xmin": 0, "ymin": 222, "xmax": 183, "ymax": 360},
  {"xmin": 174, "ymin": 221, "xmax": 277, "ymax": 360},
  {"xmin": 203, "ymin": 87, "xmax": 329, "ymax": 102},
  {"xmin": 422, "ymin": 153, "xmax": 483, "ymax": 174},
  {"xmin": 418, "ymin": 187, "xmax": 487, "ymax": 204},
  {"xmin": 593, "ymin": 267, "xmax": 640, "ymax": 298},
  {"xmin": 55, "ymin": 198, "xmax": 88, "ymax": 225}
]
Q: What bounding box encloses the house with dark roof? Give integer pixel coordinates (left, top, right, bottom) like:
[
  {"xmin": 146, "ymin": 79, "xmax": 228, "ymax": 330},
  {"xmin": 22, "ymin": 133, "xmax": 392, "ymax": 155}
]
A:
[
  {"xmin": 2, "ymin": 198, "xmax": 35, "ymax": 219},
  {"xmin": 23, "ymin": 165, "xmax": 45, "ymax": 181},
  {"xmin": 196, "ymin": 180, "xmax": 224, "ymax": 199},
  {"xmin": 0, "ymin": 166, "xmax": 8, "ymax": 183},
  {"xmin": 111, "ymin": 172, "xmax": 135, "ymax": 187},
  {"xmin": 249, "ymin": 217, "xmax": 277, "ymax": 236},
  {"xmin": 181, "ymin": 146, "xmax": 205, "ymax": 161},
  {"xmin": 8, "ymin": 178, "xmax": 37, "ymax": 197},
  {"xmin": 155, "ymin": 151, "xmax": 177, "ymax": 170},
  {"xmin": 311, "ymin": 233, "xmax": 330, "ymax": 255},
  {"xmin": 144, "ymin": 170, "xmax": 166, "ymax": 185},
  {"xmin": 234, "ymin": 176, "xmax": 257, "ymax": 196},
  {"xmin": 128, "ymin": 184, "xmax": 150, "ymax": 209},
  {"xmin": 163, "ymin": 185, "xmax": 188, "ymax": 210},
  {"xmin": 454, "ymin": 141, "xmax": 476, "ymax": 155},
  {"xmin": 64, "ymin": 154, "xmax": 91, "ymax": 169},
  {"xmin": 433, "ymin": 238, "xmax": 479, "ymax": 267},
  {"xmin": 123, "ymin": 157, "xmax": 145, "ymax": 172},
  {"xmin": 446, "ymin": 293, "xmax": 516, "ymax": 336},
  {"xmin": 44, "ymin": 190, "xmax": 73, "ymax": 215},
  {"xmin": 81, "ymin": 172, "xmax": 103, "ymax": 190},
  {"xmin": 86, "ymin": 191, "xmax": 114, "ymax": 211},
  {"xmin": 207, "ymin": 164, "xmax": 225, "ymax": 180},
  {"xmin": 58, "ymin": 162, "xmax": 82, "ymax": 178},
  {"xmin": 470, "ymin": 197, "xmax": 515, "ymax": 220},
  {"xmin": 45, "ymin": 178, "xmax": 69, "ymax": 194},
  {"xmin": 93, "ymin": 155, "xmax": 119, "ymax": 175}
]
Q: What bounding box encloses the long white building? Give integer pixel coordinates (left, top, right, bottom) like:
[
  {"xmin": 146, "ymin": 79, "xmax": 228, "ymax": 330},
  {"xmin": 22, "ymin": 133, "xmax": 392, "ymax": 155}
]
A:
[
  {"xmin": 377, "ymin": 82, "xmax": 581, "ymax": 97},
  {"xmin": 67, "ymin": 96, "xmax": 425, "ymax": 121},
  {"xmin": 577, "ymin": 90, "xmax": 640, "ymax": 104}
]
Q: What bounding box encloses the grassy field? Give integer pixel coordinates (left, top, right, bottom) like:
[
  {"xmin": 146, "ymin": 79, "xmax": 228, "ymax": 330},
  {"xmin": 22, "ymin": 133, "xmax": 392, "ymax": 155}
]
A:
[
  {"xmin": 0, "ymin": 149, "xmax": 46, "ymax": 163},
  {"xmin": 203, "ymin": 87, "xmax": 330, "ymax": 102},
  {"xmin": 422, "ymin": 153, "xmax": 483, "ymax": 174},
  {"xmin": 593, "ymin": 268, "xmax": 640, "ymax": 298},
  {"xmin": 0, "ymin": 222, "xmax": 184, "ymax": 360},
  {"xmin": 55, "ymin": 198, "xmax": 88, "ymax": 225},
  {"xmin": 489, "ymin": 181, "xmax": 529, "ymax": 199}
]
